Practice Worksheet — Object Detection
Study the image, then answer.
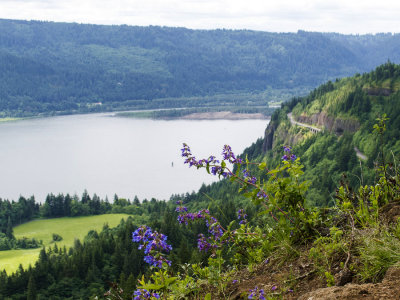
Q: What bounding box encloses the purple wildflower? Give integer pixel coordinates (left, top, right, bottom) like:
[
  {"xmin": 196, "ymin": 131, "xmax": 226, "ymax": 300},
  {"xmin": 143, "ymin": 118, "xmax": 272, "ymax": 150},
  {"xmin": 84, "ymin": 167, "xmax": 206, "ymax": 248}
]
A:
[
  {"xmin": 271, "ymin": 285, "xmax": 277, "ymax": 291},
  {"xmin": 197, "ymin": 234, "xmax": 213, "ymax": 252},
  {"xmin": 232, "ymin": 280, "xmax": 238, "ymax": 284},
  {"xmin": 237, "ymin": 209, "xmax": 248, "ymax": 225},
  {"xmin": 132, "ymin": 226, "xmax": 153, "ymax": 243},
  {"xmin": 207, "ymin": 155, "xmax": 219, "ymax": 164},
  {"xmin": 211, "ymin": 166, "xmax": 222, "ymax": 175},
  {"xmin": 283, "ymin": 146, "xmax": 292, "ymax": 152},
  {"xmin": 143, "ymin": 232, "xmax": 172, "ymax": 254},
  {"xmin": 132, "ymin": 226, "xmax": 172, "ymax": 268},
  {"xmin": 222, "ymin": 144, "xmax": 243, "ymax": 164},
  {"xmin": 242, "ymin": 169, "xmax": 257, "ymax": 184},
  {"xmin": 177, "ymin": 209, "xmax": 209, "ymax": 225},
  {"xmin": 257, "ymin": 190, "xmax": 268, "ymax": 200},
  {"xmin": 133, "ymin": 288, "xmax": 160, "ymax": 300},
  {"xmin": 248, "ymin": 287, "xmax": 265, "ymax": 300},
  {"xmin": 221, "ymin": 171, "xmax": 229, "ymax": 178},
  {"xmin": 248, "ymin": 176, "xmax": 257, "ymax": 184},
  {"xmin": 175, "ymin": 206, "xmax": 188, "ymax": 213},
  {"xmin": 282, "ymin": 146, "xmax": 298, "ymax": 162},
  {"xmin": 181, "ymin": 143, "xmax": 192, "ymax": 157},
  {"xmin": 144, "ymin": 255, "xmax": 171, "ymax": 268}
]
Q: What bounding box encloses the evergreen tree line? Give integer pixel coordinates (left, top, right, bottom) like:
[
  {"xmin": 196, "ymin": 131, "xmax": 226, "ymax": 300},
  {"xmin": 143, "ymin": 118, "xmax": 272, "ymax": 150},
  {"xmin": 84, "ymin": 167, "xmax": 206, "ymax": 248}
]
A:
[{"xmin": 0, "ymin": 197, "xmax": 244, "ymax": 299}]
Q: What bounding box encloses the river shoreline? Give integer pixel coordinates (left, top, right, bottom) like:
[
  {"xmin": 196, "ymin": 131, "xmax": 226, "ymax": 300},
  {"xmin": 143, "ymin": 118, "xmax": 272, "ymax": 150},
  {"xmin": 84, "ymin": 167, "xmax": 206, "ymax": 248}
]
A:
[{"xmin": 179, "ymin": 111, "xmax": 269, "ymax": 120}]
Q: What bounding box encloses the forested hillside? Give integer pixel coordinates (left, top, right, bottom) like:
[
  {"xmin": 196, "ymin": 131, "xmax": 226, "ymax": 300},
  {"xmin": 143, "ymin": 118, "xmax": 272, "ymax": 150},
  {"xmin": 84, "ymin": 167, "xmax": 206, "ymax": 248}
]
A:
[
  {"xmin": 1, "ymin": 19, "xmax": 400, "ymax": 116},
  {"xmin": 258, "ymin": 62, "xmax": 400, "ymax": 206}
]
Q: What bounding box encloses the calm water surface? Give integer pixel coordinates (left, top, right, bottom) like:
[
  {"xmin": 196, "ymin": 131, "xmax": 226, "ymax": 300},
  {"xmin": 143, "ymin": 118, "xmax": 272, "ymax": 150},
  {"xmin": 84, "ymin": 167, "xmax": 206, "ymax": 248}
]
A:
[{"xmin": 0, "ymin": 114, "xmax": 269, "ymax": 202}]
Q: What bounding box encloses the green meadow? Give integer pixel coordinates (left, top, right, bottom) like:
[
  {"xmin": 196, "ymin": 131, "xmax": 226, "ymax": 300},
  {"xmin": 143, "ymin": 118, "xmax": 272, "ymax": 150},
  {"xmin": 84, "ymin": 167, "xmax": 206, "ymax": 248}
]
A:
[
  {"xmin": 0, "ymin": 214, "xmax": 131, "ymax": 274},
  {"xmin": 0, "ymin": 117, "xmax": 21, "ymax": 123}
]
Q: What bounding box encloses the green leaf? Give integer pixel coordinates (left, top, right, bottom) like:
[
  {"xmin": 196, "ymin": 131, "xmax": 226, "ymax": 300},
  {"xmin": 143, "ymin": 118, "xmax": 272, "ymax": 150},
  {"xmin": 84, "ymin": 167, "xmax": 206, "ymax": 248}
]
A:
[
  {"xmin": 227, "ymin": 220, "xmax": 235, "ymax": 230},
  {"xmin": 221, "ymin": 160, "xmax": 226, "ymax": 168},
  {"xmin": 140, "ymin": 283, "xmax": 163, "ymax": 290},
  {"xmin": 258, "ymin": 162, "xmax": 266, "ymax": 170},
  {"xmin": 204, "ymin": 293, "xmax": 212, "ymax": 300}
]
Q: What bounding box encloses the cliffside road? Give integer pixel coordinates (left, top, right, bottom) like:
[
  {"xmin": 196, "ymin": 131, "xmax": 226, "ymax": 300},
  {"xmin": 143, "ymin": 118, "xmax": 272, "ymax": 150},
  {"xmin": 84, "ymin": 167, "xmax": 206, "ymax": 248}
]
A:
[
  {"xmin": 354, "ymin": 147, "xmax": 368, "ymax": 160},
  {"xmin": 287, "ymin": 113, "xmax": 368, "ymax": 161},
  {"xmin": 288, "ymin": 113, "xmax": 322, "ymax": 133}
]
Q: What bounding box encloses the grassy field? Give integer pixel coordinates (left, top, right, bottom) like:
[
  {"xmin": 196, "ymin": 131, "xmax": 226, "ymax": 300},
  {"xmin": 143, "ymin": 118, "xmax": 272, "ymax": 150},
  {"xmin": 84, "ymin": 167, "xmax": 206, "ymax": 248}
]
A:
[
  {"xmin": 0, "ymin": 214, "xmax": 131, "ymax": 274},
  {"xmin": 0, "ymin": 117, "xmax": 21, "ymax": 122}
]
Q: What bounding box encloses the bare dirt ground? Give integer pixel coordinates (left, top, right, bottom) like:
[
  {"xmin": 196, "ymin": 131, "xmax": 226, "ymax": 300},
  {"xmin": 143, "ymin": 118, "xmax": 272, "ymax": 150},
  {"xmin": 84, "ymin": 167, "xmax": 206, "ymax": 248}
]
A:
[
  {"xmin": 223, "ymin": 256, "xmax": 400, "ymax": 299},
  {"xmin": 222, "ymin": 202, "xmax": 400, "ymax": 299}
]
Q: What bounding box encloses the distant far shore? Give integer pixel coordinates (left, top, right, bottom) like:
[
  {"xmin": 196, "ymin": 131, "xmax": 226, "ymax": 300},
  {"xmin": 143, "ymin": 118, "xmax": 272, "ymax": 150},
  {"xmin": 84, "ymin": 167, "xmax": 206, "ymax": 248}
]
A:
[
  {"xmin": 179, "ymin": 111, "xmax": 269, "ymax": 120},
  {"xmin": 114, "ymin": 108, "xmax": 273, "ymax": 120}
]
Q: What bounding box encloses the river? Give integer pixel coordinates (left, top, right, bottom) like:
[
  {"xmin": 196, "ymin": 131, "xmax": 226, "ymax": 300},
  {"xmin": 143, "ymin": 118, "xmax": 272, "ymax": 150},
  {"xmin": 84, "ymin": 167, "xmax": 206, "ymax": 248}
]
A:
[{"xmin": 0, "ymin": 113, "xmax": 269, "ymax": 202}]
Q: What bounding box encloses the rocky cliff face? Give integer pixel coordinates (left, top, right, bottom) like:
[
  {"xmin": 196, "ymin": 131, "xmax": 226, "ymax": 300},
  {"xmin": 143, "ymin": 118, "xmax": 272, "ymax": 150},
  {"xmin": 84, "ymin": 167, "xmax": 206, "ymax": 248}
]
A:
[
  {"xmin": 261, "ymin": 111, "xmax": 360, "ymax": 154},
  {"xmin": 262, "ymin": 120, "xmax": 278, "ymax": 152},
  {"xmin": 262, "ymin": 118, "xmax": 307, "ymax": 153},
  {"xmin": 297, "ymin": 112, "xmax": 360, "ymax": 134}
]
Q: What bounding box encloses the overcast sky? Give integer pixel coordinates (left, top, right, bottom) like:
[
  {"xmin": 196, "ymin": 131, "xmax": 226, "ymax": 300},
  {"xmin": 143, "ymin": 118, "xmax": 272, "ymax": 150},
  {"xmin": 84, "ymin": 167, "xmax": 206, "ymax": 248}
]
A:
[{"xmin": 0, "ymin": 0, "xmax": 399, "ymax": 34}]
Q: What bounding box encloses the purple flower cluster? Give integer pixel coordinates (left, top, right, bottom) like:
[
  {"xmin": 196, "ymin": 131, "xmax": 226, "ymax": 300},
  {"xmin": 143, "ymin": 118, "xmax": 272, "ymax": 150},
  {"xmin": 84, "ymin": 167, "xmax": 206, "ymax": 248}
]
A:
[
  {"xmin": 283, "ymin": 146, "xmax": 292, "ymax": 152},
  {"xmin": 177, "ymin": 208, "xmax": 227, "ymax": 252},
  {"xmin": 197, "ymin": 233, "xmax": 215, "ymax": 252},
  {"xmin": 211, "ymin": 165, "xmax": 229, "ymax": 178},
  {"xmin": 243, "ymin": 169, "xmax": 257, "ymax": 184},
  {"xmin": 222, "ymin": 145, "xmax": 243, "ymax": 164},
  {"xmin": 237, "ymin": 209, "xmax": 248, "ymax": 225},
  {"xmin": 175, "ymin": 205, "xmax": 188, "ymax": 213},
  {"xmin": 133, "ymin": 288, "xmax": 160, "ymax": 299},
  {"xmin": 132, "ymin": 226, "xmax": 172, "ymax": 268},
  {"xmin": 177, "ymin": 209, "xmax": 209, "ymax": 225},
  {"xmin": 181, "ymin": 143, "xmax": 220, "ymax": 168},
  {"xmin": 248, "ymin": 286, "xmax": 265, "ymax": 300},
  {"xmin": 206, "ymin": 216, "xmax": 224, "ymax": 239},
  {"xmin": 257, "ymin": 190, "xmax": 268, "ymax": 200},
  {"xmin": 181, "ymin": 143, "xmax": 229, "ymax": 177},
  {"xmin": 281, "ymin": 146, "xmax": 297, "ymax": 162}
]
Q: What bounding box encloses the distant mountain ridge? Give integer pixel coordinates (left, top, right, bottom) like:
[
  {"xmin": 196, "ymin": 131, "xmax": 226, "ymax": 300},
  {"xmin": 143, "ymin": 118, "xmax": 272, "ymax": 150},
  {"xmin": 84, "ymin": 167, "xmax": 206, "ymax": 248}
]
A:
[{"xmin": 0, "ymin": 19, "xmax": 400, "ymax": 116}]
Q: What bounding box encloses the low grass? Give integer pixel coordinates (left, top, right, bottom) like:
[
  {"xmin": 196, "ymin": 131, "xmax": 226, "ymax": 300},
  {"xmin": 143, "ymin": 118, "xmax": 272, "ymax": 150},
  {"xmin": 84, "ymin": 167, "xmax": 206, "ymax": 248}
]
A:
[{"xmin": 0, "ymin": 214, "xmax": 131, "ymax": 274}]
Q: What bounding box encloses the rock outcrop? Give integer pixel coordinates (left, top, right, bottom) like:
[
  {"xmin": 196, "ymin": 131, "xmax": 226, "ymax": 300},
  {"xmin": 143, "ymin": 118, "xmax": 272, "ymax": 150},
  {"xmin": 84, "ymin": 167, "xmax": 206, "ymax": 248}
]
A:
[
  {"xmin": 262, "ymin": 120, "xmax": 278, "ymax": 152},
  {"xmin": 297, "ymin": 112, "xmax": 359, "ymax": 134}
]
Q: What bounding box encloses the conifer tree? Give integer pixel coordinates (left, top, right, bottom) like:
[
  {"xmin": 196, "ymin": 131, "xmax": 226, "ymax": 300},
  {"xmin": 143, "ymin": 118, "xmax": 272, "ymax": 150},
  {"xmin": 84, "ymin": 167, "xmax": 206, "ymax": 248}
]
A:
[
  {"xmin": 5, "ymin": 216, "xmax": 13, "ymax": 239},
  {"xmin": 27, "ymin": 274, "xmax": 37, "ymax": 300}
]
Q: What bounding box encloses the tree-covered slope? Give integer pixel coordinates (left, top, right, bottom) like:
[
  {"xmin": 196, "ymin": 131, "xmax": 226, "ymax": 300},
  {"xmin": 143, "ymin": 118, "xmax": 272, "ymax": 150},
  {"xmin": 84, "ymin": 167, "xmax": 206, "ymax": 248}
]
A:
[
  {"xmin": 258, "ymin": 62, "xmax": 400, "ymax": 206},
  {"xmin": 1, "ymin": 19, "xmax": 400, "ymax": 115}
]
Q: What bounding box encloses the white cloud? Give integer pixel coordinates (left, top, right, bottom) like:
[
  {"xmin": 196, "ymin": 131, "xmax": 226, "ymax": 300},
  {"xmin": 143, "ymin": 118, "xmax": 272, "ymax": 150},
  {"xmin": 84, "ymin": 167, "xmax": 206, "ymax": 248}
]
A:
[{"xmin": 0, "ymin": 0, "xmax": 399, "ymax": 33}]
